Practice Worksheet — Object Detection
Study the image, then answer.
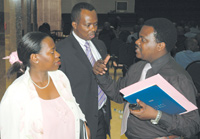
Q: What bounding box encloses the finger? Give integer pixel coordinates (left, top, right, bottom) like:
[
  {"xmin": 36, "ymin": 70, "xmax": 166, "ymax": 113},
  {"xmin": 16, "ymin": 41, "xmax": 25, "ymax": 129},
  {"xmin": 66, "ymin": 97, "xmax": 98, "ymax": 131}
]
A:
[
  {"xmin": 93, "ymin": 62, "xmax": 103, "ymax": 74},
  {"xmin": 93, "ymin": 68, "xmax": 105, "ymax": 75},
  {"xmin": 136, "ymin": 99, "xmax": 146, "ymax": 108},
  {"xmin": 93, "ymin": 68, "xmax": 100, "ymax": 75},
  {"xmin": 97, "ymin": 60, "xmax": 108, "ymax": 71},
  {"xmin": 130, "ymin": 109, "xmax": 141, "ymax": 113},
  {"xmin": 104, "ymin": 55, "xmax": 110, "ymax": 65},
  {"xmin": 94, "ymin": 62, "xmax": 106, "ymax": 74}
]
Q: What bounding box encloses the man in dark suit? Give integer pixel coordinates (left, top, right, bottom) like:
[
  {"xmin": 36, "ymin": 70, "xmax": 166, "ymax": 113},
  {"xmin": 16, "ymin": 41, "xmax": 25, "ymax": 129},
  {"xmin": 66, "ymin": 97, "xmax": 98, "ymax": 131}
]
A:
[{"xmin": 56, "ymin": 2, "xmax": 111, "ymax": 139}]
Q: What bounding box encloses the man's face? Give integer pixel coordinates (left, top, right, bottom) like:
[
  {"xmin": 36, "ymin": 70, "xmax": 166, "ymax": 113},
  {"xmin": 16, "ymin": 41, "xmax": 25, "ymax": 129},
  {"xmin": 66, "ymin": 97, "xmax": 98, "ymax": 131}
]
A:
[
  {"xmin": 72, "ymin": 9, "xmax": 98, "ymax": 40},
  {"xmin": 135, "ymin": 25, "xmax": 160, "ymax": 62}
]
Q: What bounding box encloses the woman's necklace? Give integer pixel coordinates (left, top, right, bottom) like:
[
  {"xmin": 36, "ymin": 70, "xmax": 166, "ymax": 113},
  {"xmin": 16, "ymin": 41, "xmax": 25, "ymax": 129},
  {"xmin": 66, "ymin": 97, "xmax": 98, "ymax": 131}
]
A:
[{"xmin": 31, "ymin": 74, "xmax": 50, "ymax": 89}]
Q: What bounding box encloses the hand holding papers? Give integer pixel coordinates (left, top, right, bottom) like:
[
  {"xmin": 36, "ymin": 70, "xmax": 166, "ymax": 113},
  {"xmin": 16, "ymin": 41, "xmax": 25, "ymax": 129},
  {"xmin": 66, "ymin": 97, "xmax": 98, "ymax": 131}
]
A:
[{"xmin": 120, "ymin": 74, "xmax": 197, "ymax": 114}]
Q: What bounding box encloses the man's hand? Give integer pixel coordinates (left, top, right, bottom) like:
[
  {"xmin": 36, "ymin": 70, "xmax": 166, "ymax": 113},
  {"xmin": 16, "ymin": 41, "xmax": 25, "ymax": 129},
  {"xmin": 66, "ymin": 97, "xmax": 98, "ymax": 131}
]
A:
[
  {"xmin": 93, "ymin": 55, "xmax": 110, "ymax": 75},
  {"xmin": 129, "ymin": 99, "xmax": 158, "ymax": 120}
]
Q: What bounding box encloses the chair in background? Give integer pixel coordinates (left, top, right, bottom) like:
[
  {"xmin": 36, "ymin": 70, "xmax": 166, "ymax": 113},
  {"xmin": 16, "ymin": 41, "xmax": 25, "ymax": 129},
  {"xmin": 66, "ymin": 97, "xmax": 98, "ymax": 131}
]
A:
[
  {"xmin": 186, "ymin": 60, "xmax": 200, "ymax": 139},
  {"xmin": 186, "ymin": 60, "xmax": 200, "ymax": 93},
  {"xmin": 62, "ymin": 23, "xmax": 72, "ymax": 37},
  {"xmin": 51, "ymin": 30, "xmax": 65, "ymax": 42},
  {"xmin": 110, "ymin": 54, "xmax": 126, "ymax": 81},
  {"xmin": 186, "ymin": 60, "xmax": 200, "ymax": 116}
]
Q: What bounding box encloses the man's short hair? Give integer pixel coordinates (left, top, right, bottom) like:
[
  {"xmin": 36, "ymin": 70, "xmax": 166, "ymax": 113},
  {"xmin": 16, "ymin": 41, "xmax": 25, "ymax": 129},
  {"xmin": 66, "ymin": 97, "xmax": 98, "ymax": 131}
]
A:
[
  {"xmin": 71, "ymin": 2, "xmax": 96, "ymax": 23},
  {"xmin": 144, "ymin": 18, "xmax": 177, "ymax": 52}
]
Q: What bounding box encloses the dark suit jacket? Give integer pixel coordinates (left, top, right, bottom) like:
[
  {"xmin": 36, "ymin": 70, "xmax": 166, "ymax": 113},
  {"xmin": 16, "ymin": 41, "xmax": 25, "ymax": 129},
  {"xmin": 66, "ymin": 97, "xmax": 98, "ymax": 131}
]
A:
[{"xmin": 56, "ymin": 34, "xmax": 111, "ymax": 139}]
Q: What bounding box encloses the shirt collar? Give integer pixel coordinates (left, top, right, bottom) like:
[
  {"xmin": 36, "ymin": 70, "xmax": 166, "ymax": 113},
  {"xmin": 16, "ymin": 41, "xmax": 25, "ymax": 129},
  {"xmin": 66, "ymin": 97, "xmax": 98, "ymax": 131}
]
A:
[
  {"xmin": 150, "ymin": 53, "xmax": 171, "ymax": 74},
  {"xmin": 72, "ymin": 31, "xmax": 91, "ymax": 46}
]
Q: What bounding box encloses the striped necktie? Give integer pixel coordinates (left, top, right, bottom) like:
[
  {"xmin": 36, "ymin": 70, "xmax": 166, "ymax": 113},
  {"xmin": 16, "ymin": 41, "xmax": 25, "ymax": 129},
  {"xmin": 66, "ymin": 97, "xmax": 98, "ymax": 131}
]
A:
[
  {"xmin": 84, "ymin": 41, "xmax": 107, "ymax": 109},
  {"xmin": 121, "ymin": 63, "xmax": 152, "ymax": 135}
]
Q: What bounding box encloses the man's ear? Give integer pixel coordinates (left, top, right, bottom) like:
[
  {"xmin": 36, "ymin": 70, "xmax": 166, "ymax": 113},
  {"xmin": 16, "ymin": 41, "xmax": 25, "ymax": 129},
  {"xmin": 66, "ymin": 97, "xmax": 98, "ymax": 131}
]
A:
[
  {"xmin": 157, "ymin": 42, "xmax": 166, "ymax": 51},
  {"xmin": 30, "ymin": 53, "xmax": 39, "ymax": 64},
  {"xmin": 72, "ymin": 22, "xmax": 77, "ymax": 30}
]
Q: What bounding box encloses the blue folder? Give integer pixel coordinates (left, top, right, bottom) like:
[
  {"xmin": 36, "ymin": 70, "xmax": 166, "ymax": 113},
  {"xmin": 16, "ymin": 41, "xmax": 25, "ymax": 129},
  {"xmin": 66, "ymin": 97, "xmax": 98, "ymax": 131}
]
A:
[{"xmin": 124, "ymin": 85, "xmax": 186, "ymax": 114}]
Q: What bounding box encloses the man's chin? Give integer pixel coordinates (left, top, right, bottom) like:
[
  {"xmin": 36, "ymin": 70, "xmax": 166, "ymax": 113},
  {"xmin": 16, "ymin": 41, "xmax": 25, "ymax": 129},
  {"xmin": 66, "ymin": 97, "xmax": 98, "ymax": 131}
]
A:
[{"xmin": 136, "ymin": 54, "xmax": 141, "ymax": 59}]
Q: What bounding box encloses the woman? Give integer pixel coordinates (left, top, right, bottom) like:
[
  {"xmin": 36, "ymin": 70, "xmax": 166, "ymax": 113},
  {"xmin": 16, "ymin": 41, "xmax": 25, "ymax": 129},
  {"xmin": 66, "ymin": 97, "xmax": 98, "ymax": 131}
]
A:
[{"xmin": 0, "ymin": 32, "xmax": 90, "ymax": 139}]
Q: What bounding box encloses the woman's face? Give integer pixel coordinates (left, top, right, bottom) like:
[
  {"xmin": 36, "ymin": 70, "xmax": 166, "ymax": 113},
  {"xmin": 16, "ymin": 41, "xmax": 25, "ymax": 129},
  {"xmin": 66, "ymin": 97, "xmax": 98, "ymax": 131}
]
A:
[{"xmin": 37, "ymin": 37, "xmax": 61, "ymax": 71}]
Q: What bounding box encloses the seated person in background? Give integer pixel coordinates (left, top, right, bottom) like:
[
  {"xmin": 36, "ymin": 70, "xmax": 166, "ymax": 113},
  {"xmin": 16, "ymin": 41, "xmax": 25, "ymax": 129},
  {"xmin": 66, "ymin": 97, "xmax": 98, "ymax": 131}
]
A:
[
  {"xmin": 137, "ymin": 17, "xmax": 145, "ymax": 30},
  {"xmin": 110, "ymin": 30, "xmax": 140, "ymax": 76},
  {"xmin": 109, "ymin": 16, "xmax": 121, "ymax": 38},
  {"xmin": 38, "ymin": 22, "xmax": 51, "ymax": 35},
  {"xmin": 175, "ymin": 25, "xmax": 187, "ymax": 53},
  {"xmin": 110, "ymin": 30, "xmax": 131, "ymax": 58},
  {"xmin": 184, "ymin": 20, "xmax": 200, "ymax": 38},
  {"xmin": 93, "ymin": 18, "xmax": 200, "ymax": 138},
  {"xmin": 195, "ymin": 33, "xmax": 200, "ymax": 47},
  {"xmin": 110, "ymin": 30, "xmax": 139, "ymax": 76},
  {"xmin": 118, "ymin": 42, "xmax": 136, "ymax": 76},
  {"xmin": 175, "ymin": 37, "xmax": 200, "ymax": 69},
  {"xmin": 127, "ymin": 24, "xmax": 140, "ymax": 44},
  {"xmin": 0, "ymin": 32, "xmax": 90, "ymax": 139},
  {"xmin": 118, "ymin": 30, "xmax": 138, "ymax": 76},
  {"xmin": 98, "ymin": 21, "xmax": 116, "ymax": 54},
  {"xmin": 38, "ymin": 22, "xmax": 57, "ymax": 42},
  {"xmin": 171, "ymin": 25, "xmax": 187, "ymax": 57}
]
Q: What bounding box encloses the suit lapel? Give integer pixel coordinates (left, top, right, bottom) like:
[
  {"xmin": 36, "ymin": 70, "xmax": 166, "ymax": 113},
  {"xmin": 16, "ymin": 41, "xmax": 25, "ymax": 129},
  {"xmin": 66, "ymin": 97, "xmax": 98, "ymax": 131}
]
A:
[{"xmin": 70, "ymin": 35, "xmax": 93, "ymax": 70}]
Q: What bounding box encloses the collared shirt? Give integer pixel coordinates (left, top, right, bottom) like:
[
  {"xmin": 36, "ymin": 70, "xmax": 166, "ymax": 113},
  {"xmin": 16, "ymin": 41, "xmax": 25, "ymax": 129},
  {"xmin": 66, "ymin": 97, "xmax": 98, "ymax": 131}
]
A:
[
  {"xmin": 96, "ymin": 53, "xmax": 200, "ymax": 138},
  {"xmin": 72, "ymin": 31, "xmax": 102, "ymax": 61},
  {"xmin": 72, "ymin": 31, "xmax": 107, "ymax": 109},
  {"xmin": 174, "ymin": 50, "xmax": 200, "ymax": 69}
]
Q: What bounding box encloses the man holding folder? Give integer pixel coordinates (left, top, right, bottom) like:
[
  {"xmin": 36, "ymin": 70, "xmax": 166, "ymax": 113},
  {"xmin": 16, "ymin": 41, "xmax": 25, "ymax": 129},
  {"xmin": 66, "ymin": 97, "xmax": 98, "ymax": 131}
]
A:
[{"xmin": 93, "ymin": 18, "xmax": 200, "ymax": 138}]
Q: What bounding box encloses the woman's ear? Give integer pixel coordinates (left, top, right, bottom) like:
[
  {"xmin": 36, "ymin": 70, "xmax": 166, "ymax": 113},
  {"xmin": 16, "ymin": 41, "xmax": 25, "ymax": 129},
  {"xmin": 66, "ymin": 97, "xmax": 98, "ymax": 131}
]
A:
[
  {"xmin": 157, "ymin": 42, "xmax": 166, "ymax": 51},
  {"xmin": 30, "ymin": 53, "xmax": 39, "ymax": 64}
]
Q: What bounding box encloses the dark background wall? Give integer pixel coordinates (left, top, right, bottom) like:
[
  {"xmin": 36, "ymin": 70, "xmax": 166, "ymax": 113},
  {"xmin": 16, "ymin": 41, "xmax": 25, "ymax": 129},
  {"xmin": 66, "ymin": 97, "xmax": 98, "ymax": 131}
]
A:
[
  {"xmin": 135, "ymin": 0, "xmax": 200, "ymax": 23},
  {"xmin": 62, "ymin": 0, "xmax": 200, "ymax": 31}
]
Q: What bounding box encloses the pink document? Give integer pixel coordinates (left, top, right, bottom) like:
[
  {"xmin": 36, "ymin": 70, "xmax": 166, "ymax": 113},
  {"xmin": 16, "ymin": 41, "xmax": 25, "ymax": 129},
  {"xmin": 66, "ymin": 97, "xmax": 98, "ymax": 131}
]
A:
[{"xmin": 120, "ymin": 74, "xmax": 197, "ymax": 114}]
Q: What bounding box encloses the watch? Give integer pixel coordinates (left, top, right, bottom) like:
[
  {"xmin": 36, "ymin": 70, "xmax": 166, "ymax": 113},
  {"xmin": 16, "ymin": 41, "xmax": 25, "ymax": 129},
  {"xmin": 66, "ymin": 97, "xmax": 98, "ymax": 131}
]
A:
[{"xmin": 150, "ymin": 110, "xmax": 162, "ymax": 124}]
